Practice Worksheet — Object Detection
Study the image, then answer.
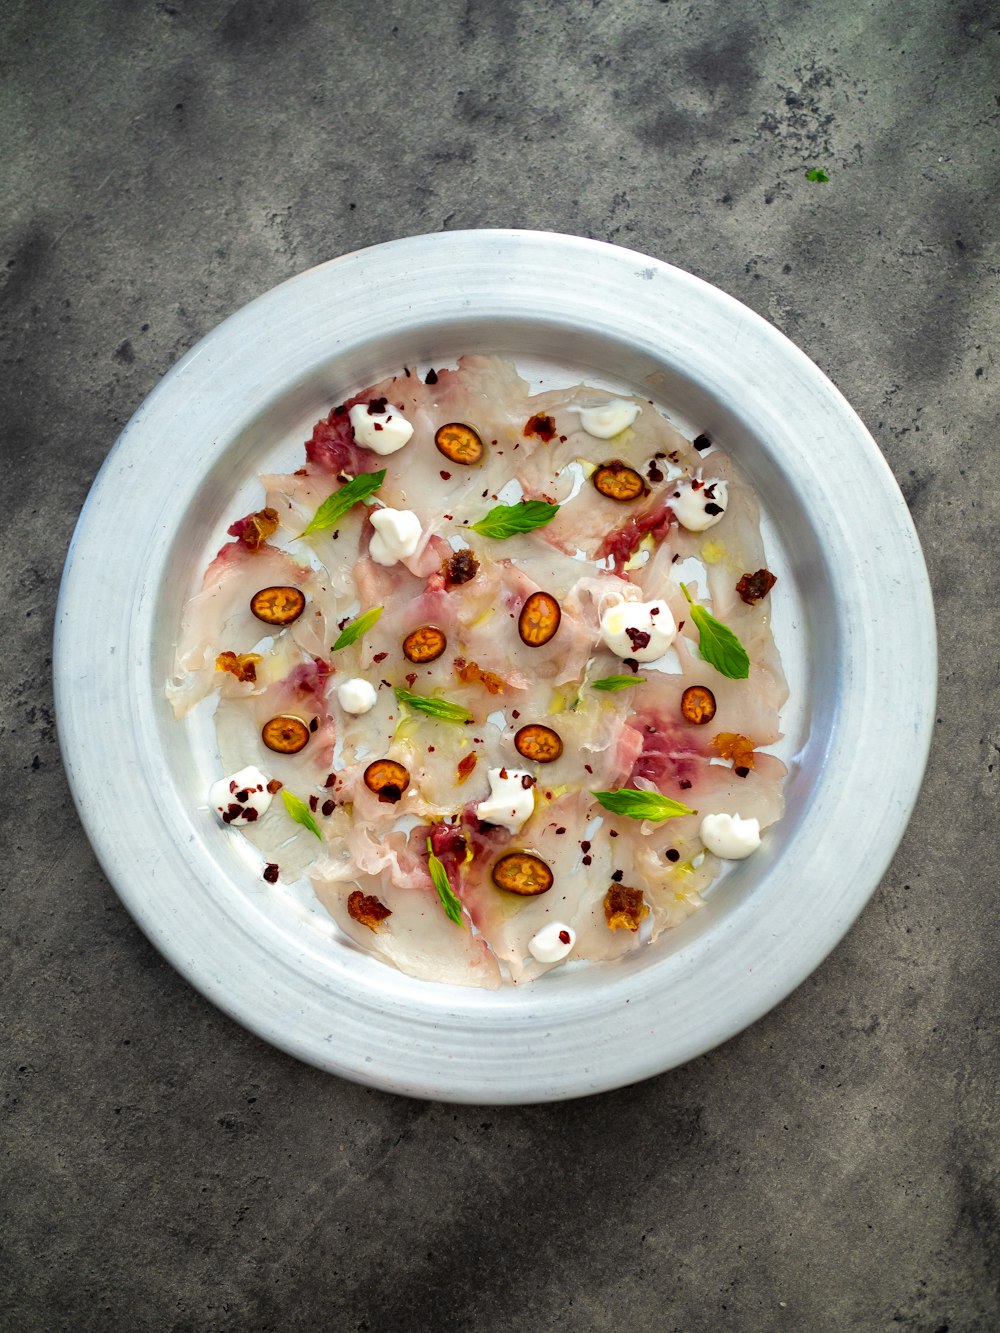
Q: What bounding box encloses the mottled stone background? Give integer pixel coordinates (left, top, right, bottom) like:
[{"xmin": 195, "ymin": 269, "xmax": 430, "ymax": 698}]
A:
[{"xmin": 2, "ymin": 1, "xmax": 997, "ymax": 1330}]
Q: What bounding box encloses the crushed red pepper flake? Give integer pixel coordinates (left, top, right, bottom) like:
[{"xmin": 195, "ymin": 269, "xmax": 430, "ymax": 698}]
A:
[
  {"xmin": 263, "ymin": 863, "xmax": 279, "ymax": 883},
  {"xmin": 456, "ymin": 752, "xmax": 478, "ymax": 785}
]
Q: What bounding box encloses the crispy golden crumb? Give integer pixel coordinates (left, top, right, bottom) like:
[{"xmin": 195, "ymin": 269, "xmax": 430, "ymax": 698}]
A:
[
  {"xmin": 454, "ymin": 658, "xmax": 506, "ymax": 695},
  {"xmin": 347, "ymin": 890, "xmax": 392, "ymax": 932},
  {"xmin": 603, "ymin": 883, "xmax": 649, "ymax": 932},
  {"xmin": 711, "ymin": 732, "xmax": 756, "ymax": 769},
  {"xmin": 215, "ymin": 650, "xmax": 262, "ymax": 683}
]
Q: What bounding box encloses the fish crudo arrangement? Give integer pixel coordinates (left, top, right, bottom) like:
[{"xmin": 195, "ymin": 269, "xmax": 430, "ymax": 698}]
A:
[{"xmin": 167, "ymin": 356, "xmax": 788, "ymax": 987}]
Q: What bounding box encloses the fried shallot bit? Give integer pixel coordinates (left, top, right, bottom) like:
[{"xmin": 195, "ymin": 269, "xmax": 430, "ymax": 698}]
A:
[
  {"xmin": 230, "ymin": 506, "xmax": 279, "ymax": 551},
  {"xmin": 250, "ymin": 585, "xmax": 306, "ymax": 626},
  {"xmin": 261, "ymin": 714, "xmax": 310, "ymax": 753},
  {"xmin": 711, "ymin": 732, "xmax": 756, "ymax": 769},
  {"xmin": 435, "ymin": 422, "xmax": 485, "ymax": 465},
  {"xmin": 518, "ymin": 591, "xmax": 561, "ymax": 647},
  {"xmin": 736, "ymin": 568, "xmax": 777, "ymax": 605},
  {"xmin": 680, "ymin": 685, "xmax": 717, "ymax": 725},
  {"xmin": 363, "ymin": 759, "xmax": 410, "ymax": 803},
  {"xmin": 347, "ymin": 889, "xmax": 392, "ymax": 932},
  {"xmin": 592, "ymin": 460, "xmax": 648, "ymax": 502},
  {"xmin": 492, "ymin": 851, "xmax": 554, "ymax": 896},
  {"xmin": 215, "ymin": 650, "xmax": 262, "ymax": 683},
  {"xmin": 454, "ymin": 657, "xmax": 506, "ymax": 695},
  {"xmin": 524, "ymin": 413, "xmax": 557, "ymax": 441},
  {"xmin": 514, "ymin": 724, "xmax": 564, "ymax": 763},
  {"xmin": 443, "ymin": 549, "xmax": 479, "ymax": 588},
  {"xmin": 603, "ymin": 883, "xmax": 649, "ymax": 932},
  {"xmin": 456, "ymin": 752, "xmax": 479, "ymax": 785},
  {"xmin": 403, "ymin": 625, "xmax": 448, "ymax": 664}
]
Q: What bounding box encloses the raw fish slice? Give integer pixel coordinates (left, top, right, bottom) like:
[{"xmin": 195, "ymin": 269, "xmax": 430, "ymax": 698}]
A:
[
  {"xmin": 215, "ymin": 655, "xmax": 336, "ymax": 793},
  {"xmin": 175, "ymin": 354, "xmax": 790, "ymax": 988},
  {"xmin": 167, "ymin": 540, "xmax": 318, "ymax": 717},
  {"xmin": 457, "ymin": 792, "xmax": 642, "ymax": 980},
  {"xmin": 311, "ymin": 859, "xmax": 502, "ymax": 990}
]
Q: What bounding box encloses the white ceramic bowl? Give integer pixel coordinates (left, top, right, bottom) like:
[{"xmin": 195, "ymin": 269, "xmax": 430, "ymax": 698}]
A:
[{"xmin": 54, "ymin": 231, "xmax": 936, "ymax": 1102}]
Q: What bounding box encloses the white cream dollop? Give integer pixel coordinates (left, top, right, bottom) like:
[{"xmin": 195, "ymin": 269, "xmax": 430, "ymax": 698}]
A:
[
  {"xmin": 699, "ymin": 812, "xmax": 761, "ymax": 860},
  {"xmin": 209, "ymin": 765, "xmax": 273, "ymax": 826},
  {"xmin": 348, "ymin": 402, "xmax": 414, "ymax": 455},
  {"xmin": 578, "ymin": 399, "xmax": 641, "ymax": 439},
  {"xmin": 369, "ymin": 508, "xmax": 422, "ymax": 565},
  {"xmin": 337, "ymin": 677, "xmax": 377, "ymax": 715},
  {"xmin": 528, "ymin": 922, "xmax": 577, "ymax": 964},
  {"xmin": 672, "ymin": 478, "xmax": 728, "ymax": 532},
  {"xmin": 599, "ymin": 598, "xmax": 676, "ymax": 662},
  {"xmin": 476, "ymin": 767, "xmax": 535, "ymax": 833}
]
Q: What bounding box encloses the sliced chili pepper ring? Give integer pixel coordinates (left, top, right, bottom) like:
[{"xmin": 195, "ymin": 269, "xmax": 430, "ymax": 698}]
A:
[
  {"xmin": 363, "ymin": 759, "xmax": 410, "ymax": 803},
  {"xmin": 261, "ymin": 714, "xmax": 311, "ymax": 753},
  {"xmin": 250, "ymin": 585, "xmax": 306, "ymax": 626},
  {"xmin": 403, "ymin": 625, "xmax": 447, "ymax": 664},
  {"xmin": 518, "ymin": 591, "xmax": 561, "ymax": 647},
  {"xmin": 592, "ymin": 460, "xmax": 647, "ymax": 502},
  {"xmin": 514, "ymin": 724, "xmax": 564, "ymax": 763},
  {"xmin": 680, "ymin": 685, "xmax": 717, "ymax": 725},
  {"xmin": 435, "ymin": 422, "xmax": 485, "ymax": 466},
  {"xmin": 492, "ymin": 851, "xmax": 554, "ymax": 896}
]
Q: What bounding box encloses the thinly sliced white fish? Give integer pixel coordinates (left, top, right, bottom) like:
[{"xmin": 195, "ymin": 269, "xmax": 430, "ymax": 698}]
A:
[{"xmin": 172, "ymin": 356, "xmax": 788, "ymax": 987}]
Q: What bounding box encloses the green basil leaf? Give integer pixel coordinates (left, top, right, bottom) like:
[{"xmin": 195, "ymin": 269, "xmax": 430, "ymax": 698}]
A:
[
  {"xmin": 680, "ymin": 583, "xmax": 750, "ymax": 680},
  {"xmin": 591, "ymin": 675, "xmax": 647, "ymax": 692},
  {"xmin": 281, "ymin": 788, "xmax": 322, "ymax": 839},
  {"xmin": 806, "ymin": 167, "xmax": 830, "ymax": 182},
  {"xmin": 593, "ymin": 789, "xmax": 696, "ymax": 821},
  {"xmin": 332, "ymin": 606, "xmax": 383, "ymax": 650},
  {"xmin": 471, "ymin": 500, "xmax": 560, "ymax": 539},
  {"xmin": 394, "ymin": 688, "xmax": 472, "ymax": 724},
  {"xmin": 299, "ymin": 469, "xmax": 386, "ymax": 538},
  {"xmin": 426, "ymin": 838, "xmax": 465, "ymax": 926}
]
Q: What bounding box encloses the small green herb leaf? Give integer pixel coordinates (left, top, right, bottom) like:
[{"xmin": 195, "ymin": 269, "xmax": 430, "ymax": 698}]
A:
[
  {"xmin": 806, "ymin": 167, "xmax": 829, "ymax": 182},
  {"xmin": 427, "ymin": 837, "xmax": 464, "ymax": 926},
  {"xmin": 332, "ymin": 606, "xmax": 383, "ymax": 650},
  {"xmin": 471, "ymin": 500, "xmax": 560, "ymax": 539},
  {"xmin": 593, "ymin": 789, "xmax": 696, "ymax": 821},
  {"xmin": 299, "ymin": 469, "xmax": 386, "ymax": 538},
  {"xmin": 394, "ymin": 688, "xmax": 473, "ymax": 724},
  {"xmin": 592, "ymin": 675, "xmax": 647, "ymax": 692},
  {"xmin": 680, "ymin": 583, "xmax": 750, "ymax": 680},
  {"xmin": 281, "ymin": 788, "xmax": 322, "ymax": 839}
]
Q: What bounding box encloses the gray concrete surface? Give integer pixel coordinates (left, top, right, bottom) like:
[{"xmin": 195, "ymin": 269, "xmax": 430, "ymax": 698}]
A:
[{"xmin": 2, "ymin": 1, "xmax": 998, "ymax": 1329}]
